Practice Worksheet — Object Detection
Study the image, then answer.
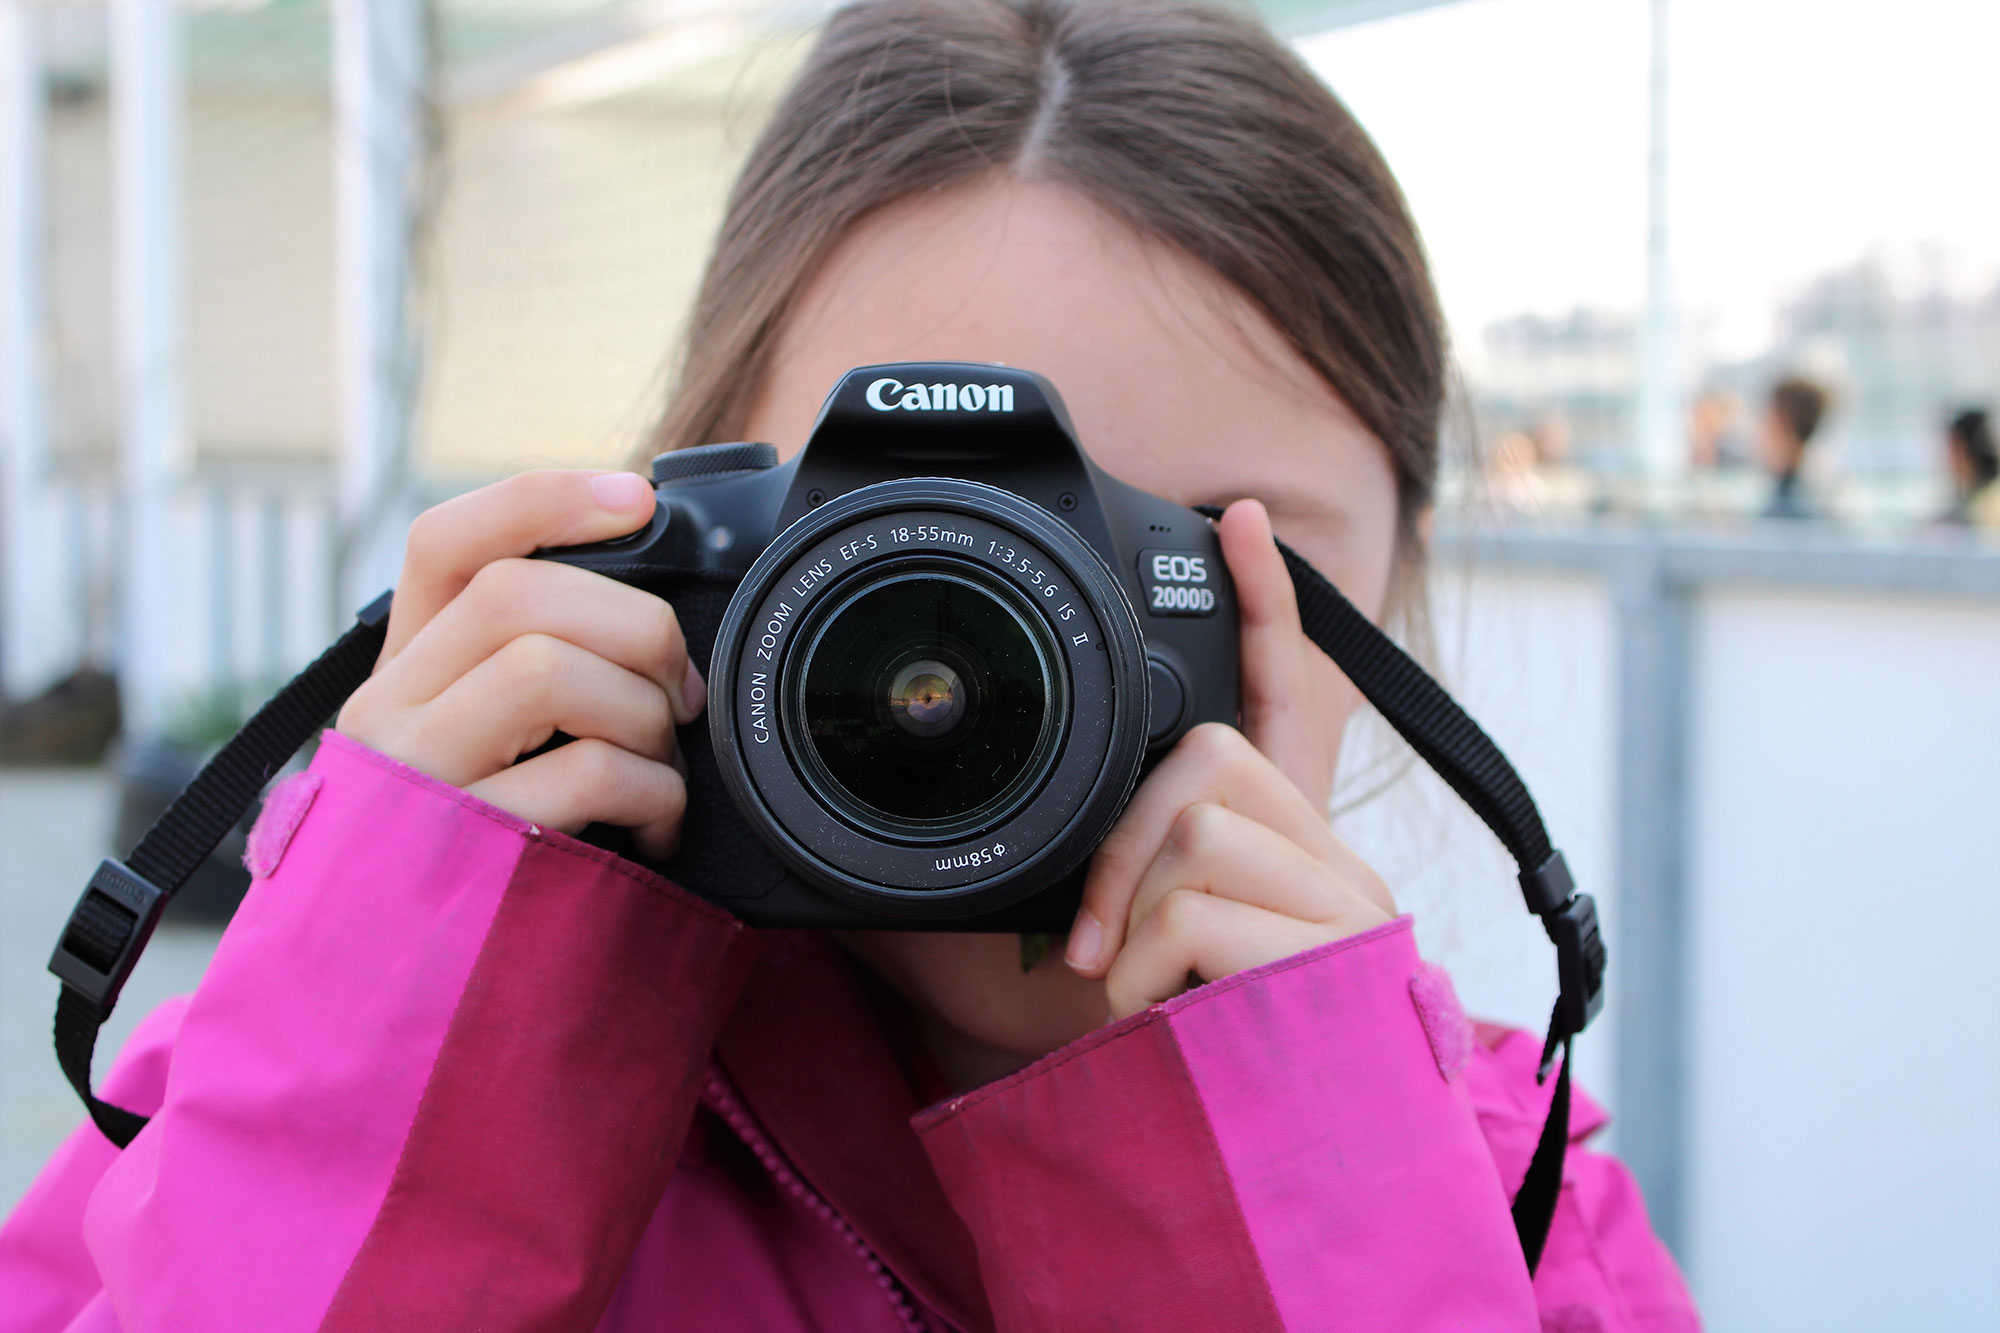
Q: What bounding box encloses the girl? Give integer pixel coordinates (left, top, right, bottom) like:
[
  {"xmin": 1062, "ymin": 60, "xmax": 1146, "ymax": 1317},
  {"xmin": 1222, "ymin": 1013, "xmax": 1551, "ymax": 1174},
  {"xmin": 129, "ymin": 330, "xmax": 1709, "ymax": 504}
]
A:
[{"xmin": 2, "ymin": 2, "xmax": 1699, "ymax": 1328}]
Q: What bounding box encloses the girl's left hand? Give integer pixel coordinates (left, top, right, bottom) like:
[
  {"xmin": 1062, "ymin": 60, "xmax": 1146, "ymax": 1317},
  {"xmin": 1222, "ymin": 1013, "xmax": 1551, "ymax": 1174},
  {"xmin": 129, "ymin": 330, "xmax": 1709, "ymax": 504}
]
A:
[{"xmin": 1064, "ymin": 499, "xmax": 1398, "ymax": 1020}]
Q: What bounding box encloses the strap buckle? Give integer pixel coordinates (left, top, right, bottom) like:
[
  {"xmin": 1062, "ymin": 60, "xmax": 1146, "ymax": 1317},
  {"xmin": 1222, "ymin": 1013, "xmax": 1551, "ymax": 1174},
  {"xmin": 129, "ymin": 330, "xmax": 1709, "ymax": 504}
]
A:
[
  {"xmin": 48, "ymin": 860, "xmax": 169, "ymax": 1014},
  {"xmin": 1544, "ymin": 891, "xmax": 1605, "ymax": 1060}
]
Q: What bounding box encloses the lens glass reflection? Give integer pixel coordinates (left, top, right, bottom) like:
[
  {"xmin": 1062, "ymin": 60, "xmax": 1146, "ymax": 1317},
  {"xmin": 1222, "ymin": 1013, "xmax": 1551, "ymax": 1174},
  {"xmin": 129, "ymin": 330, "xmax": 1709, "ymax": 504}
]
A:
[{"xmin": 792, "ymin": 569, "xmax": 1061, "ymax": 835}]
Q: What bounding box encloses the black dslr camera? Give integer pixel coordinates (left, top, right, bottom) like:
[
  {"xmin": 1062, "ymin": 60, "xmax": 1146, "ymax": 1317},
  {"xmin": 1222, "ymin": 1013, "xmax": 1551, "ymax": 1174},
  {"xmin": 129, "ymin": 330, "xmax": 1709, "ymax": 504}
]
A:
[
  {"xmin": 542, "ymin": 363, "xmax": 1238, "ymax": 932},
  {"xmin": 52, "ymin": 363, "xmax": 1601, "ymax": 1206}
]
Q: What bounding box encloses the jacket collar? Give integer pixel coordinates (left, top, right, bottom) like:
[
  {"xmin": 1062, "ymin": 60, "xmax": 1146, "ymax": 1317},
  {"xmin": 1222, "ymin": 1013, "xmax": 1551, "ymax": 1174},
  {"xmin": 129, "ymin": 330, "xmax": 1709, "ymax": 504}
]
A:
[{"xmin": 714, "ymin": 931, "xmax": 992, "ymax": 1333}]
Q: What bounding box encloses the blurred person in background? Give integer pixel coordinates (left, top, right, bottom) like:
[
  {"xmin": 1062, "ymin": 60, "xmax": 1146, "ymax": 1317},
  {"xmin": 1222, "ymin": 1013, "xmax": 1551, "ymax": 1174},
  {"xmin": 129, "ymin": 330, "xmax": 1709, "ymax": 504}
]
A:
[
  {"xmin": 1526, "ymin": 409, "xmax": 1599, "ymax": 512},
  {"xmin": 1688, "ymin": 388, "xmax": 1749, "ymax": 472},
  {"xmin": 1756, "ymin": 374, "xmax": 1831, "ymax": 521},
  {"xmin": 1936, "ymin": 408, "xmax": 1998, "ymax": 530},
  {"xmin": 1485, "ymin": 411, "xmax": 1596, "ymax": 515},
  {"xmin": 1484, "ymin": 426, "xmax": 1547, "ymax": 512}
]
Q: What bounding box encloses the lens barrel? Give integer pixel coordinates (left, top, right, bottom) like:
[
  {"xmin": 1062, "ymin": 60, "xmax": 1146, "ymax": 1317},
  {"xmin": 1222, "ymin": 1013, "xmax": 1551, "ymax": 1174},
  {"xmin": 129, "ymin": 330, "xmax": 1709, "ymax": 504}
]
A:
[{"xmin": 708, "ymin": 480, "xmax": 1148, "ymax": 921}]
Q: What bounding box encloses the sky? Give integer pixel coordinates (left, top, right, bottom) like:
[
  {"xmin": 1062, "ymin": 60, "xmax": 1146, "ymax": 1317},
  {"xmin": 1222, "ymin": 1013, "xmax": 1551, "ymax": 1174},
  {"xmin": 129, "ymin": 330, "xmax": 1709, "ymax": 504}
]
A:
[{"xmin": 1297, "ymin": 0, "xmax": 2000, "ymax": 364}]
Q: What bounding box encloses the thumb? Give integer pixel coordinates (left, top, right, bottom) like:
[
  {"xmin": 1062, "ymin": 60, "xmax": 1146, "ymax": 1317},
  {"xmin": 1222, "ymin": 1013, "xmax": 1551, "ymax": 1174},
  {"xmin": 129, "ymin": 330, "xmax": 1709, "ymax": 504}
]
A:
[{"xmin": 1217, "ymin": 499, "xmax": 1329, "ymax": 803}]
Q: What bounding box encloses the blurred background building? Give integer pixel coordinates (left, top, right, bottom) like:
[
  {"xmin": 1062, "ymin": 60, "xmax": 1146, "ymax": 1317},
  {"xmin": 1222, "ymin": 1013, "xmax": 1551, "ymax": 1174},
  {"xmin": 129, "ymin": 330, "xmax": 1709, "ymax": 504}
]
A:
[{"xmin": 2, "ymin": 2, "xmax": 1995, "ymax": 1330}]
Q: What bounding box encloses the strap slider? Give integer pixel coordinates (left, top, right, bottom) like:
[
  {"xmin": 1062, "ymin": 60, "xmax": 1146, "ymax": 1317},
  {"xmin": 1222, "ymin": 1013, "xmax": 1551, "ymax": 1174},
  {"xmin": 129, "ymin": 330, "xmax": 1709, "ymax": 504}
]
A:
[
  {"xmin": 48, "ymin": 860, "xmax": 169, "ymax": 1013},
  {"xmin": 1520, "ymin": 849, "xmax": 1575, "ymax": 916},
  {"xmin": 1546, "ymin": 891, "xmax": 1606, "ymax": 1051}
]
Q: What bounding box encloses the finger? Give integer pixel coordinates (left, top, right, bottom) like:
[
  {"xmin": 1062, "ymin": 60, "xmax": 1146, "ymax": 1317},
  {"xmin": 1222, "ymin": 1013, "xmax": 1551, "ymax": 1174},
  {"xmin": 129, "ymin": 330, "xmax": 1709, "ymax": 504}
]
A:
[
  {"xmin": 384, "ymin": 469, "xmax": 656, "ymax": 661},
  {"xmin": 1104, "ymin": 891, "xmax": 1329, "ymax": 1021},
  {"xmin": 1069, "ymin": 722, "xmax": 1347, "ymax": 976},
  {"xmin": 1217, "ymin": 498, "xmax": 1325, "ymax": 793},
  {"xmin": 467, "ymin": 738, "xmax": 688, "ymax": 861},
  {"xmin": 395, "ymin": 634, "xmax": 677, "ymax": 788},
  {"xmin": 373, "ymin": 557, "xmax": 703, "ymax": 721},
  {"xmin": 1122, "ymin": 802, "xmax": 1389, "ymax": 945}
]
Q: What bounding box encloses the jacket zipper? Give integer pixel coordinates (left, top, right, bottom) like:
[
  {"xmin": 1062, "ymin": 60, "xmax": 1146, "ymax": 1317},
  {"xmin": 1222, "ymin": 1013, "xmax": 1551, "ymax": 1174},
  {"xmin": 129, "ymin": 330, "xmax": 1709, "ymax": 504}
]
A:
[{"xmin": 702, "ymin": 1069, "xmax": 933, "ymax": 1333}]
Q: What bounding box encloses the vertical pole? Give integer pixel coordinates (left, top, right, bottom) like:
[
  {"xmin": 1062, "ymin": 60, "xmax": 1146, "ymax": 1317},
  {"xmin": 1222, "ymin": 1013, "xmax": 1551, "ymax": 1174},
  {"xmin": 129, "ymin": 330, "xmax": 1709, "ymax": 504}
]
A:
[
  {"xmin": 1635, "ymin": 0, "xmax": 1679, "ymax": 485},
  {"xmin": 112, "ymin": 0, "xmax": 186, "ymax": 738},
  {"xmin": 260, "ymin": 491, "xmax": 284, "ymax": 685},
  {"xmin": 0, "ymin": 0, "xmax": 71, "ymax": 700},
  {"xmin": 207, "ymin": 485, "xmax": 233, "ymax": 700},
  {"xmin": 333, "ymin": 0, "xmax": 428, "ymax": 614},
  {"xmin": 1612, "ymin": 544, "xmax": 1690, "ymax": 1257}
]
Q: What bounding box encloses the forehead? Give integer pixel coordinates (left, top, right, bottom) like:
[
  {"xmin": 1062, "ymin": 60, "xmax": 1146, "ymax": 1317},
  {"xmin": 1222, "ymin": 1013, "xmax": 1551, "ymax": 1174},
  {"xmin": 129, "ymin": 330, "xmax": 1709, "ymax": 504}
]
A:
[{"xmin": 741, "ymin": 179, "xmax": 1394, "ymax": 525}]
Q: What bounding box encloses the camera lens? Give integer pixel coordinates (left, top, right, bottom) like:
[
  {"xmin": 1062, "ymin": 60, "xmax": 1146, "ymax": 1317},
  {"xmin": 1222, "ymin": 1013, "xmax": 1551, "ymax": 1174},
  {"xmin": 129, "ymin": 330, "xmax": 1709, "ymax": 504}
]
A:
[{"xmin": 788, "ymin": 568, "xmax": 1065, "ymax": 839}]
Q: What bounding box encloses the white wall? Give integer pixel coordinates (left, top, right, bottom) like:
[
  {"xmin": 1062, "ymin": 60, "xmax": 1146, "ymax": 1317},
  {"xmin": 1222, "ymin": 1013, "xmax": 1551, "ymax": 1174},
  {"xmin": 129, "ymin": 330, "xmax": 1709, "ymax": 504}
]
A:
[
  {"xmin": 1349, "ymin": 548, "xmax": 2000, "ymax": 1332},
  {"xmin": 1684, "ymin": 588, "xmax": 2000, "ymax": 1332}
]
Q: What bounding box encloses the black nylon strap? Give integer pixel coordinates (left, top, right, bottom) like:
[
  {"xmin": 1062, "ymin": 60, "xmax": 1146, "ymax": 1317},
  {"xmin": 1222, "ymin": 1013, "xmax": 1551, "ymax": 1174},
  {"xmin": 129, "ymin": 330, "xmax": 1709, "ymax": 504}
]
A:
[
  {"xmin": 1512, "ymin": 1037, "xmax": 1573, "ymax": 1274},
  {"xmin": 49, "ymin": 593, "xmax": 391, "ymax": 1149},
  {"xmin": 55, "ymin": 985, "xmax": 149, "ymax": 1147}
]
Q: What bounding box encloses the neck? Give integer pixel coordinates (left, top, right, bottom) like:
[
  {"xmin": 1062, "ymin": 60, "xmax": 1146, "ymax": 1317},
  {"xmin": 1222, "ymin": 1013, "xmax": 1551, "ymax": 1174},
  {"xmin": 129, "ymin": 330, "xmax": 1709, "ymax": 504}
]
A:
[{"xmin": 916, "ymin": 1006, "xmax": 1038, "ymax": 1093}]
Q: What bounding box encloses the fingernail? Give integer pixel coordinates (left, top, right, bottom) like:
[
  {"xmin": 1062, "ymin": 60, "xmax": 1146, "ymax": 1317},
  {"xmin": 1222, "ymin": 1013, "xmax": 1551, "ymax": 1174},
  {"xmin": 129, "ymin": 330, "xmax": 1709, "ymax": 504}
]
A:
[
  {"xmin": 683, "ymin": 661, "xmax": 707, "ymax": 716},
  {"xmin": 591, "ymin": 471, "xmax": 650, "ymax": 512},
  {"xmin": 1065, "ymin": 909, "xmax": 1104, "ymax": 972}
]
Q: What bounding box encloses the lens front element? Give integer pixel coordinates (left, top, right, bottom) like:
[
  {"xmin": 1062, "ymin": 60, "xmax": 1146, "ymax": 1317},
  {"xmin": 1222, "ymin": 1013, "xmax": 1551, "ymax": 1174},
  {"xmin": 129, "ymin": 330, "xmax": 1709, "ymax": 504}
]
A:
[{"xmin": 789, "ymin": 569, "xmax": 1065, "ymax": 840}]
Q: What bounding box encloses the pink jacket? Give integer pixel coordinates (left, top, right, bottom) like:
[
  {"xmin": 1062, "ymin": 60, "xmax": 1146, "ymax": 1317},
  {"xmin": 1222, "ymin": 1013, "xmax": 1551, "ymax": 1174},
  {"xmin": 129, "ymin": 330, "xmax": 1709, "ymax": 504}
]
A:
[{"xmin": 2, "ymin": 732, "xmax": 1698, "ymax": 1331}]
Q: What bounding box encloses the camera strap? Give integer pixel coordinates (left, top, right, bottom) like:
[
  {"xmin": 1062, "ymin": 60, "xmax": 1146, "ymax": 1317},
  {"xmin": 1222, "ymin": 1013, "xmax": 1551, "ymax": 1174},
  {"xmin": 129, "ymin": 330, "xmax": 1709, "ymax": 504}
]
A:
[
  {"xmin": 47, "ymin": 591, "xmax": 394, "ymax": 1149},
  {"xmin": 49, "ymin": 541, "xmax": 1601, "ymax": 1275},
  {"xmin": 1237, "ymin": 517, "xmax": 1604, "ymax": 1274}
]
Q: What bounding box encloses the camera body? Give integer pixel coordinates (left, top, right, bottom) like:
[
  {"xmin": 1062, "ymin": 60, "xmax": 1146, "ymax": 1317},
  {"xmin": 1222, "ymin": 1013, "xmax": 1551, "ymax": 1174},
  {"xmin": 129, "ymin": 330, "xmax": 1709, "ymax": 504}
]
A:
[{"xmin": 543, "ymin": 363, "xmax": 1237, "ymax": 931}]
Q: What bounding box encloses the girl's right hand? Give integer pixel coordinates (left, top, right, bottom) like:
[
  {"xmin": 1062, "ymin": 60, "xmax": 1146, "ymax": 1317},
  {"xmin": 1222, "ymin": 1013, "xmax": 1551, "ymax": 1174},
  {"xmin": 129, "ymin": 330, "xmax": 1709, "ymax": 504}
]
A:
[{"xmin": 335, "ymin": 469, "xmax": 705, "ymax": 860}]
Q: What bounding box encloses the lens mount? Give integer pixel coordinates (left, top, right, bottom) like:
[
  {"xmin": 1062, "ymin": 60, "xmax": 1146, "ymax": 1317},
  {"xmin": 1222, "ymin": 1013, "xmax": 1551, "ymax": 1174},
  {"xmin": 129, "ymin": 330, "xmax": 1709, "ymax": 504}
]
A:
[{"xmin": 708, "ymin": 479, "xmax": 1148, "ymax": 921}]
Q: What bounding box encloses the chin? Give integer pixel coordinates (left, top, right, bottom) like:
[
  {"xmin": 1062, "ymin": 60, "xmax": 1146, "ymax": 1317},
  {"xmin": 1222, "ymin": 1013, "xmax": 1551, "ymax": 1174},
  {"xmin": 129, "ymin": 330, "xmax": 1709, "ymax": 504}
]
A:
[{"xmin": 834, "ymin": 928, "xmax": 1112, "ymax": 1060}]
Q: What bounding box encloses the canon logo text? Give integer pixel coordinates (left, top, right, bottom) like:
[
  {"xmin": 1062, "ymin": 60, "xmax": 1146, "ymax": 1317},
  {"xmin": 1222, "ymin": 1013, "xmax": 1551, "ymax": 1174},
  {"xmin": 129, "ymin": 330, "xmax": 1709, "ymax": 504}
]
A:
[{"xmin": 865, "ymin": 378, "xmax": 1016, "ymax": 413}]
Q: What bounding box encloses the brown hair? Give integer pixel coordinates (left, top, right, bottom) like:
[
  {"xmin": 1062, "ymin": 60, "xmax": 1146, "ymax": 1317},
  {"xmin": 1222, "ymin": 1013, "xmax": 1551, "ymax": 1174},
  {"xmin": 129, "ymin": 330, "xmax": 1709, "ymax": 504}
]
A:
[
  {"xmin": 648, "ymin": 0, "xmax": 1445, "ymax": 569},
  {"xmin": 1770, "ymin": 375, "xmax": 1830, "ymax": 449}
]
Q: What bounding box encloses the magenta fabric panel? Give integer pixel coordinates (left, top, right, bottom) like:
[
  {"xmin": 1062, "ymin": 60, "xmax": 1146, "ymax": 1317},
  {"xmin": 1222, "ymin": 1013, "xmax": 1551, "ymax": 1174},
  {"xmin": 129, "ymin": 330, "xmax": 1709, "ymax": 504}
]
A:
[
  {"xmin": 1166, "ymin": 917, "xmax": 1541, "ymax": 1331},
  {"xmin": 1530, "ymin": 1151, "xmax": 1702, "ymax": 1333},
  {"xmin": 0, "ymin": 999, "xmax": 185, "ymax": 1333},
  {"xmin": 595, "ymin": 1117, "xmax": 919, "ymax": 1333},
  {"xmin": 714, "ymin": 935, "xmax": 991, "ymax": 1331},
  {"xmin": 75, "ymin": 733, "xmax": 528, "ymax": 1331},
  {"xmin": 914, "ymin": 1012, "xmax": 1284, "ymax": 1333},
  {"xmin": 319, "ymin": 834, "xmax": 755, "ymax": 1332}
]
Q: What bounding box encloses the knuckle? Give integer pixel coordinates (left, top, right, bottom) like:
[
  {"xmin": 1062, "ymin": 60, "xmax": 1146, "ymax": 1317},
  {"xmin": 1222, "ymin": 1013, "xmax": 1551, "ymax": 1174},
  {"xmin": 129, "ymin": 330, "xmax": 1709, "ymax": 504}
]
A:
[
  {"xmin": 499, "ymin": 468, "xmax": 566, "ymax": 507},
  {"xmin": 1103, "ymin": 964, "xmax": 1142, "ymax": 1020},
  {"xmin": 503, "ymin": 632, "xmax": 570, "ymax": 696},
  {"xmin": 564, "ymin": 737, "xmax": 624, "ymax": 790},
  {"xmin": 652, "ymin": 596, "xmax": 684, "ymax": 651},
  {"xmin": 334, "ymin": 683, "xmax": 379, "ymax": 734},
  {"xmin": 466, "ymin": 555, "xmax": 535, "ymax": 608},
  {"xmin": 654, "ymin": 763, "xmax": 689, "ymax": 826},
  {"xmin": 402, "ymin": 503, "xmax": 454, "ymax": 569},
  {"xmin": 471, "ymin": 561, "xmax": 550, "ymax": 634},
  {"xmin": 1170, "ymin": 801, "xmax": 1228, "ymax": 856},
  {"xmin": 645, "ymin": 597, "xmax": 686, "ymax": 670},
  {"xmin": 1182, "ymin": 721, "xmax": 1244, "ymax": 766},
  {"xmin": 1152, "ymin": 886, "xmax": 1208, "ymax": 940}
]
